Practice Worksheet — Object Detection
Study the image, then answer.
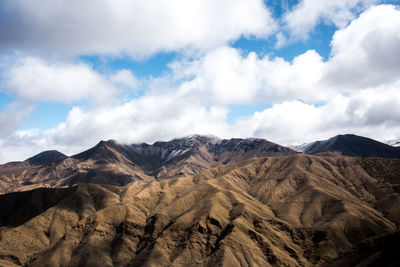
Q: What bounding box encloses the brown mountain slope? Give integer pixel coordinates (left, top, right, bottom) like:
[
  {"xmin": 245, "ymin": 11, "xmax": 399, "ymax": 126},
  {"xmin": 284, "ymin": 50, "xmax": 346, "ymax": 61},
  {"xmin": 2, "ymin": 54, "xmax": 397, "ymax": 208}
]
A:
[
  {"xmin": 0, "ymin": 154, "xmax": 399, "ymax": 266},
  {"xmin": 0, "ymin": 136, "xmax": 296, "ymax": 195}
]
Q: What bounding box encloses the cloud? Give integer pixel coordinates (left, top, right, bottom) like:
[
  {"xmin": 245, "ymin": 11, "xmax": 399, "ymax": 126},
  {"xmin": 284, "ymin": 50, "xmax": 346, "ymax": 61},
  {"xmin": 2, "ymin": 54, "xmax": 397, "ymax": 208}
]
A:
[
  {"xmin": 283, "ymin": 0, "xmax": 378, "ymax": 39},
  {"xmin": 50, "ymin": 95, "xmax": 231, "ymax": 147},
  {"xmin": 247, "ymin": 86, "xmax": 400, "ymax": 144},
  {"xmin": 325, "ymin": 4, "xmax": 400, "ymax": 89},
  {"xmin": 0, "ymin": 102, "xmax": 33, "ymax": 134},
  {"xmin": 109, "ymin": 69, "xmax": 139, "ymax": 90},
  {"xmin": 2, "ymin": 57, "xmax": 138, "ymax": 104},
  {"xmin": 0, "ymin": 0, "xmax": 276, "ymax": 58},
  {"xmin": 167, "ymin": 46, "xmax": 327, "ymax": 105}
]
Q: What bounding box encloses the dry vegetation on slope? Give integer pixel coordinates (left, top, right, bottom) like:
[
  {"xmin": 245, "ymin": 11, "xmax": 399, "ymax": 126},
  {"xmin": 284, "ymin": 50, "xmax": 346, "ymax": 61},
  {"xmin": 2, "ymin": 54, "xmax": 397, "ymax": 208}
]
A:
[{"xmin": 0, "ymin": 154, "xmax": 399, "ymax": 266}]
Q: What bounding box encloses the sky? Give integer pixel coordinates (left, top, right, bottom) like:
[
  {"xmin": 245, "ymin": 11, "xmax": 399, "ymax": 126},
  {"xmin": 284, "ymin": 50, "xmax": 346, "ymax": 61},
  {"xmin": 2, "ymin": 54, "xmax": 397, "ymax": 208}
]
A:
[{"xmin": 0, "ymin": 0, "xmax": 400, "ymax": 162}]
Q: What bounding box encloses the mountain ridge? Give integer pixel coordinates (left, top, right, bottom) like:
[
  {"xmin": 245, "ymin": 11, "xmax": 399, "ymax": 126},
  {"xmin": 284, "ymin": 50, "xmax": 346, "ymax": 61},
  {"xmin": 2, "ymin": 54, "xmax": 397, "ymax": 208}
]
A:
[
  {"xmin": 2, "ymin": 133, "xmax": 400, "ymax": 195},
  {"xmin": 0, "ymin": 135, "xmax": 297, "ymax": 194}
]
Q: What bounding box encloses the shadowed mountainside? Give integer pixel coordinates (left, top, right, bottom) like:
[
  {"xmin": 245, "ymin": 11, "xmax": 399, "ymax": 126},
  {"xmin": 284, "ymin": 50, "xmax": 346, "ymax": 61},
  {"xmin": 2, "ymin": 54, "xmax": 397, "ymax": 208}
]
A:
[
  {"xmin": 303, "ymin": 134, "xmax": 400, "ymax": 158},
  {"xmin": 26, "ymin": 150, "xmax": 68, "ymax": 166},
  {"xmin": 326, "ymin": 230, "xmax": 400, "ymax": 267},
  {"xmin": 0, "ymin": 154, "xmax": 399, "ymax": 266},
  {"xmin": 0, "ymin": 135, "xmax": 297, "ymax": 195}
]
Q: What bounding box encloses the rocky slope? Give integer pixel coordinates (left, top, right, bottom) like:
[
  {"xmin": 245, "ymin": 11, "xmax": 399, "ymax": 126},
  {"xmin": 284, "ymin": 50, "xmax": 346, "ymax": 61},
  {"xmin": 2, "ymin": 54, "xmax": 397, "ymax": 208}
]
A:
[
  {"xmin": 0, "ymin": 135, "xmax": 297, "ymax": 195},
  {"xmin": 0, "ymin": 154, "xmax": 399, "ymax": 266}
]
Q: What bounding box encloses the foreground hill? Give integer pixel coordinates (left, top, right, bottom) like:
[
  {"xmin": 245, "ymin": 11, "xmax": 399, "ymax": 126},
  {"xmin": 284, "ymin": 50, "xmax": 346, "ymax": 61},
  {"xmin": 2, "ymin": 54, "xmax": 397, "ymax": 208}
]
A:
[
  {"xmin": 303, "ymin": 134, "xmax": 400, "ymax": 158},
  {"xmin": 0, "ymin": 154, "xmax": 399, "ymax": 266},
  {"xmin": 0, "ymin": 135, "xmax": 297, "ymax": 195}
]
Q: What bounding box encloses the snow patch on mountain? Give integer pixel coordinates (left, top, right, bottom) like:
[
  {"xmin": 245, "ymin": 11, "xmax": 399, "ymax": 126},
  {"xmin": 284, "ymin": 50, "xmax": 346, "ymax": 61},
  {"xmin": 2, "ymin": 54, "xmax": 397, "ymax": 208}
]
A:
[{"xmin": 289, "ymin": 143, "xmax": 313, "ymax": 152}]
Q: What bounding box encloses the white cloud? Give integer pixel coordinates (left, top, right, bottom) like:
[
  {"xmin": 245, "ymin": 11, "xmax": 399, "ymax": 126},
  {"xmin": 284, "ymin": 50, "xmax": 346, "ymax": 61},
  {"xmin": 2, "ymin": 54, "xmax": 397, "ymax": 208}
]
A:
[
  {"xmin": 0, "ymin": 0, "xmax": 276, "ymax": 58},
  {"xmin": 169, "ymin": 47, "xmax": 327, "ymax": 105},
  {"xmin": 109, "ymin": 69, "xmax": 139, "ymax": 90},
  {"xmin": 283, "ymin": 0, "xmax": 378, "ymax": 39},
  {"xmin": 0, "ymin": 102, "xmax": 33, "ymax": 134},
  {"xmin": 248, "ymin": 85, "xmax": 400, "ymax": 144},
  {"xmin": 2, "ymin": 57, "xmax": 140, "ymax": 104},
  {"xmin": 50, "ymin": 95, "xmax": 231, "ymax": 147},
  {"xmin": 0, "ymin": 57, "xmax": 140, "ymax": 140},
  {"xmin": 325, "ymin": 4, "xmax": 400, "ymax": 89},
  {"xmin": 3, "ymin": 57, "xmax": 117, "ymax": 103}
]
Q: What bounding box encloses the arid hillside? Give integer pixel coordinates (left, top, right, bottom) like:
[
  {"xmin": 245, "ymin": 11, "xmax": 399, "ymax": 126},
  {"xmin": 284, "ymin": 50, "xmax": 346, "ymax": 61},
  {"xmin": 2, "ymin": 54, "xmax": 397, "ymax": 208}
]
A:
[{"xmin": 0, "ymin": 154, "xmax": 399, "ymax": 266}]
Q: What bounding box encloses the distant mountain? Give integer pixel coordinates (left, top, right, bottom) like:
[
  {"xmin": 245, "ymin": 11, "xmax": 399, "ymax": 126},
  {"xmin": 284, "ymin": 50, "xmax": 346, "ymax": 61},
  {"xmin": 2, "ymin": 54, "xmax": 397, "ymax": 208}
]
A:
[
  {"xmin": 0, "ymin": 135, "xmax": 297, "ymax": 194},
  {"xmin": 303, "ymin": 134, "xmax": 400, "ymax": 158},
  {"xmin": 0, "ymin": 150, "xmax": 68, "ymax": 171},
  {"xmin": 26, "ymin": 150, "xmax": 68, "ymax": 165}
]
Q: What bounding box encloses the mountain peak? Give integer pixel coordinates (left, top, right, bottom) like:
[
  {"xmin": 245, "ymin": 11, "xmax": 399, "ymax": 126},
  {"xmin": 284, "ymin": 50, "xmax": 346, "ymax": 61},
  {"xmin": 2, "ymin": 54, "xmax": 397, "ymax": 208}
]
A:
[
  {"xmin": 72, "ymin": 139, "xmax": 119, "ymax": 160},
  {"xmin": 178, "ymin": 134, "xmax": 222, "ymax": 144},
  {"xmin": 26, "ymin": 150, "xmax": 68, "ymax": 165},
  {"xmin": 304, "ymin": 134, "xmax": 400, "ymax": 158}
]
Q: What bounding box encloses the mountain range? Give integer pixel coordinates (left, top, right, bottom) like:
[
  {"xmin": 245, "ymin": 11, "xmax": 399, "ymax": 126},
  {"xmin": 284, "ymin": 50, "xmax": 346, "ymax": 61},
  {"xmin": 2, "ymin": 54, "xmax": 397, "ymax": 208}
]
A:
[
  {"xmin": 0, "ymin": 135, "xmax": 297, "ymax": 194},
  {"xmin": 0, "ymin": 134, "xmax": 400, "ymax": 266}
]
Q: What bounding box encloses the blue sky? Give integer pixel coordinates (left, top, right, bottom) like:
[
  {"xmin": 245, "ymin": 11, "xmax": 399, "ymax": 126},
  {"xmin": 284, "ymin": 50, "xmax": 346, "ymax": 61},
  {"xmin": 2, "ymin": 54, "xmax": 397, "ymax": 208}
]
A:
[{"xmin": 0, "ymin": 0, "xmax": 399, "ymax": 162}]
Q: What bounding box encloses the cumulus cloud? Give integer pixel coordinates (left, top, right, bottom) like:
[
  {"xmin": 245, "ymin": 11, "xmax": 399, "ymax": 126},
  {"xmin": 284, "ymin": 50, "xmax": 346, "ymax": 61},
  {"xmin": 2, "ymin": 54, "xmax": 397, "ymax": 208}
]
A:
[
  {"xmin": 0, "ymin": 57, "xmax": 139, "ymax": 142},
  {"xmin": 4, "ymin": 58, "xmax": 113, "ymax": 103},
  {"xmin": 325, "ymin": 4, "xmax": 400, "ymax": 89},
  {"xmin": 167, "ymin": 47, "xmax": 327, "ymax": 105},
  {"xmin": 283, "ymin": 0, "xmax": 378, "ymax": 39},
  {"xmin": 248, "ymin": 87, "xmax": 400, "ymax": 144},
  {"xmin": 2, "ymin": 57, "xmax": 138, "ymax": 104},
  {"xmin": 53, "ymin": 101, "xmax": 230, "ymax": 147},
  {"xmin": 0, "ymin": 0, "xmax": 276, "ymax": 58}
]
